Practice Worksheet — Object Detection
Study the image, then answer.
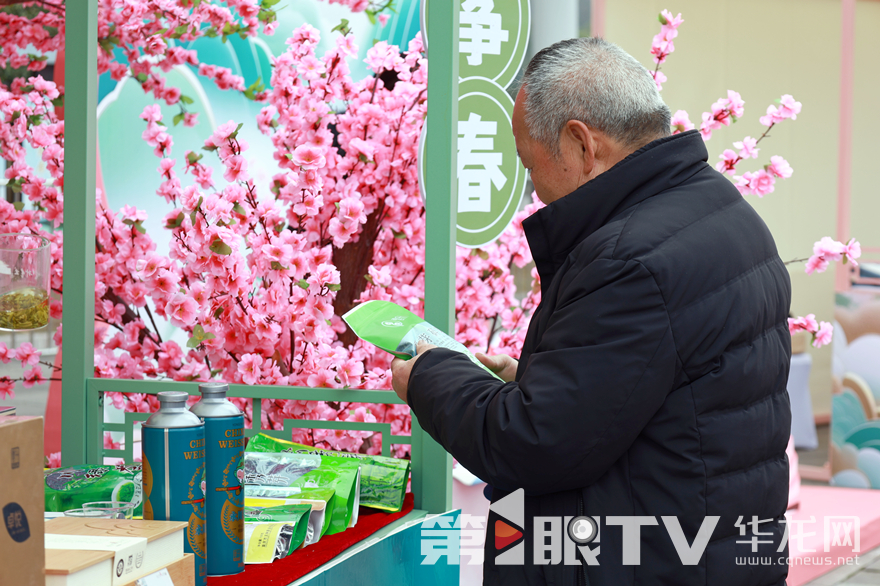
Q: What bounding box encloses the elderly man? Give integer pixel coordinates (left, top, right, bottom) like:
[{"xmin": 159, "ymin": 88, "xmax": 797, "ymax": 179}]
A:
[{"xmin": 392, "ymin": 37, "xmax": 791, "ymax": 586}]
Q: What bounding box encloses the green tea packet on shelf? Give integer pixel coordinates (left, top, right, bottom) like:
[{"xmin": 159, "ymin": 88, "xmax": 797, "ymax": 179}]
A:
[
  {"xmin": 342, "ymin": 299, "xmax": 502, "ymax": 380},
  {"xmin": 247, "ymin": 433, "xmax": 411, "ymax": 513},
  {"xmin": 243, "ymin": 503, "xmax": 311, "ymax": 556},
  {"xmin": 44, "ymin": 464, "xmax": 143, "ymax": 516},
  {"xmin": 244, "ymin": 485, "xmax": 335, "ymax": 543},
  {"xmin": 243, "ymin": 451, "xmax": 360, "ymax": 535}
]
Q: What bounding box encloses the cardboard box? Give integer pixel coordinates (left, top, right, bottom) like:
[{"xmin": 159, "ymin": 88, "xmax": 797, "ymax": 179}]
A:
[{"xmin": 0, "ymin": 416, "xmax": 45, "ymax": 585}]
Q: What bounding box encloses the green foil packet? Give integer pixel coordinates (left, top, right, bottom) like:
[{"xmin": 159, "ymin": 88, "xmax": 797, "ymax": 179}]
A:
[
  {"xmin": 244, "ymin": 485, "xmax": 335, "ymax": 543},
  {"xmin": 243, "ymin": 452, "xmax": 360, "ymax": 535},
  {"xmin": 247, "ymin": 433, "xmax": 411, "ymax": 513},
  {"xmin": 44, "ymin": 463, "xmax": 143, "ymax": 516},
  {"xmin": 342, "ymin": 299, "xmax": 501, "ymax": 379},
  {"xmin": 244, "ymin": 503, "xmax": 311, "ymax": 555}
]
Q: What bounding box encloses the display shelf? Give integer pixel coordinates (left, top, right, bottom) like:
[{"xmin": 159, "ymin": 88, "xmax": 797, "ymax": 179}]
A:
[{"xmin": 59, "ymin": 0, "xmax": 462, "ymax": 582}]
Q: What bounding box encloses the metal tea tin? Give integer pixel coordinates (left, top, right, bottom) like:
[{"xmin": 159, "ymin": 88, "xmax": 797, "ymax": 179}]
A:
[
  {"xmin": 142, "ymin": 391, "xmax": 207, "ymax": 586},
  {"xmin": 189, "ymin": 383, "xmax": 245, "ymax": 577}
]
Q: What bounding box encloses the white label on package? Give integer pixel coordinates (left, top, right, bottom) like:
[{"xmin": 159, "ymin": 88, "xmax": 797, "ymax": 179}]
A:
[
  {"xmin": 136, "ymin": 568, "xmax": 174, "ymax": 586},
  {"xmin": 45, "ymin": 533, "xmax": 148, "ymax": 586}
]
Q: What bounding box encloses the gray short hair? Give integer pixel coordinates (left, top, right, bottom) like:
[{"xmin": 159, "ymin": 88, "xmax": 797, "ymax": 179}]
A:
[{"xmin": 522, "ymin": 37, "xmax": 671, "ymax": 155}]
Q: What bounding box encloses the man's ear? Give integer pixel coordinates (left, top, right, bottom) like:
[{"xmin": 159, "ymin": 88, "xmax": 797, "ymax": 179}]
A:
[{"xmin": 561, "ymin": 119, "xmax": 596, "ymax": 178}]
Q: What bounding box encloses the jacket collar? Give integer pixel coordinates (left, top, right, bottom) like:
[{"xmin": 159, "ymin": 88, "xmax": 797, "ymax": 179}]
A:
[{"xmin": 522, "ymin": 130, "xmax": 709, "ymax": 289}]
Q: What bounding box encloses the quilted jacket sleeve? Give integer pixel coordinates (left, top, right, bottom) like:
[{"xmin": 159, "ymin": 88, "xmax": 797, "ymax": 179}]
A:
[{"xmin": 406, "ymin": 258, "xmax": 678, "ymax": 495}]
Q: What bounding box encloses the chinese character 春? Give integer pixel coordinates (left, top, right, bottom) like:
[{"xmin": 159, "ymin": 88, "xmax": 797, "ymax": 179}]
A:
[
  {"xmin": 459, "ymin": 0, "xmax": 510, "ymax": 66},
  {"xmin": 458, "ymin": 112, "xmax": 507, "ymax": 214}
]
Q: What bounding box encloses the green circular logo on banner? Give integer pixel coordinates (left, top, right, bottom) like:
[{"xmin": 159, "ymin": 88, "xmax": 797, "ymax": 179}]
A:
[
  {"xmin": 454, "ymin": 77, "xmax": 526, "ymax": 248},
  {"xmin": 421, "ymin": 0, "xmax": 531, "ymax": 90},
  {"xmin": 418, "ymin": 78, "xmax": 526, "ymax": 249}
]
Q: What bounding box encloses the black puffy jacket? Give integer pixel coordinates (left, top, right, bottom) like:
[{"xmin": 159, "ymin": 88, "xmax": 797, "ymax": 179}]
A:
[{"xmin": 407, "ymin": 130, "xmax": 792, "ymax": 586}]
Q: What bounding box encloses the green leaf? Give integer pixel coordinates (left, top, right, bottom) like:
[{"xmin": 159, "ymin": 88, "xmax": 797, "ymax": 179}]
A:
[
  {"xmin": 392, "ymin": 229, "xmax": 406, "ymax": 239},
  {"xmin": 229, "ymin": 122, "xmax": 244, "ymax": 140},
  {"xmin": 364, "ymin": 274, "xmax": 375, "ymax": 285},
  {"xmin": 186, "ymin": 151, "xmax": 203, "ymax": 165},
  {"xmin": 179, "ymin": 94, "xmax": 194, "ymax": 105},
  {"xmin": 331, "ymin": 18, "xmax": 351, "ymax": 35},
  {"xmin": 232, "ymin": 203, "xmax": 247, "ymax": 215},
  {"xmin": 173, "ymin": 112, "xmax": 185, "ymax": 126},
  {"xmin": 193, "ymin": 324, "xmax": 205, "ymax": 337},
  {"xmin": 189, "ymin": 210, "xmax": 197, "ymax": 226},
  {"xmin": 51, "ymin": 95, "xmax": 64, "ymax": 109},
  {"xmin": 270, "ymin": 261, "xmax": 288, "ymax": 270},
  {"xmin": 658, "ymin": 12, "xmax": 668, "ymax": 25},
  {"xmin": 202, "ymin": 144, "xmax": 218, "ymax": 152},
  {"xmin": 213, "ymin": 306, "xmax": 225, "ymax": 319},
  {"xmin": 135, "ymin": 73, "xmax": 148, "ymax": 84},
  {"xmin": 262, "ymin": 0, "xmax": 282, "ymax": 6},
  {"xmin": 296, "ymin": 279, "xmax": 309, "ymax": 289},
  {"xmin": 365, "ymin": 9, "xmax": 377, "ymax": 25},
  {"xmin": 166, "ymin": 212, "xmax": 185, "ymax": 229},
  {"xmin": 202, "ymin": 332, "xmax": 216, "ymax": 341},
  {"xmin": 186, "ymin": 337, "xmax": 201, "ymax": 349},
  {"xmin": 209, "ymin": 238, "xmax": 233, "ymax": 256},
  {"xmin": 12, "ymin": 201, "xmax": 25, "ymax": 212},
  {"xmin": 327, "ymin": 283, "xmax": 341, "ymax": 291}
]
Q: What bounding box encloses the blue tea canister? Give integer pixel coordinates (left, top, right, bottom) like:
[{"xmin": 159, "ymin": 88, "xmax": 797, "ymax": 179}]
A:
[
  {"xmin": 142, "ymin": 391, "xmax": 207, "ymax": 586},
  {"xmin": 189, "ymin": 382, "xmax": 245, "ymax": 577}
]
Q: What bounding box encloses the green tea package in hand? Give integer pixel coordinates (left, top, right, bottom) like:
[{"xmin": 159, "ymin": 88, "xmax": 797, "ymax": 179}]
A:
[
  {"xmin": 244, "ymin": 503, "xmax": 311, "ymax": 555},
  {"xmin": 243, "ymin": 452, "xmax": 360, "ymax": 535},
  {"xmin": 44, "ymin": 463, "xmax": 143, "ymax": 516},
  {"xmin": 342, "ymin": 299, "xmax": 502, "ymax": 379},
  {"xmin": 244, "ymin": 485, "xmax": 334, "ymax": 543},
  {"xmin": 247, "ymin": 433, "xmax": 411, "ymax": 513}
]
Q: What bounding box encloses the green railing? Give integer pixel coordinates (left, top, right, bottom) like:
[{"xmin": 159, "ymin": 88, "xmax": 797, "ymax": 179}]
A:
[{"xmin": 61, "ymin": 0, "xmax": 459, "ymax": 514}]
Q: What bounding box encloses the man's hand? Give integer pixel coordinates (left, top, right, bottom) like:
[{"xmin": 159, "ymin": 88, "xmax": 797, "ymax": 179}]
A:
[
  {"xmin": 391, "ymin": 341, "xmax": 436, "ymax": 403},
  {"xmin": 475, "ymin": 352, "xmax": 518, "ymax": 382}
]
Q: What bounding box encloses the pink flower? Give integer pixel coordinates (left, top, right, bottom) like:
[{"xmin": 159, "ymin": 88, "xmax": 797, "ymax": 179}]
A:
[
  {"xmin": 183, "ymin": 113, "xmax": 198, "ymax": 127},
  {"xmin": 845, "ymin": 238, "xmax": 861, "ymax": 266},
  {"xmin": 670, "ymin": 110, "xmax": 694, "ymax": 134},
  {"xmin": 734, "ymin": 137, "xmax": 759, "ymax": 159},
  {"xmin": 715, "ymin": 149, "xmax": 739, "ymax": 175},
  {"xmin": 788, "ymin": 314, "xmax": 819, "ymax": 335},
  {"xmin": 813, "ymin": 322, "xmax": 833, "ymax": 348},
  {"xmin": 651, "ymin": 70, "xmax": 667, "ymax": 91},
  {"xmin": 46, "ymin": 452, "xmax": 61, "ymax": 468},
  {"xmin": 291, "ymin": 145, "xmax": 327, "ymax": 170},
  {"xmin": 736, "ymin": 170, "xmax": 775, "ymax": 197},
  {"xmin": 223, "ymin": 155, "xmax": 248, "ymax": 183},
  {"xmin": 0, "ymin": 343, "xmax": 11, "ymax": 364},
  {"xmin": 348, "ymin": 138, "xmax": 375, "ymax": 161},
  {"xmin": 21, "ymin": 366, "xmax": 45, "ymax": 388},
  {"xmin": 0, "ymin": 377, "xmax": 14, "ymax": 400},
  {"xmin": 238, "ymin": 354, "xmax": 263, "ymax": 385},
  {"xmin": 767, "ymin": 155, "xmax": 792, "ymax": 179},
  {"xmin": 15, "ymin": 342, "xmax": 40, "ymax": 367},
  {"xmin": 378, "ymin": 13, "xmax": 390, "ymax": 26},
  {"xmin": 164, "ymin": 293, "xmax": 199, "ymax": 327},
  {"xmin": 805, "ymin": 255, "xmax": 829, "ymax": 275},
  {"xmin": 778, "ymin": 95, "xmax": 802, "ymax": 120},
  {"xmin": 140, "ymin": 104, "xmax": 162, "ymax": 124},
  {"xmin": 813, "ymin": 236, "xmax": 846, "ymax": 261}
]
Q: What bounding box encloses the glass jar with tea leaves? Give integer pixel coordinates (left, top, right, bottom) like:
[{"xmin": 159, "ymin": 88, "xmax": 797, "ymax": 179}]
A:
[{"xmin": 0, "ymin": 233, "xmax": 50, "ymax": 331}]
